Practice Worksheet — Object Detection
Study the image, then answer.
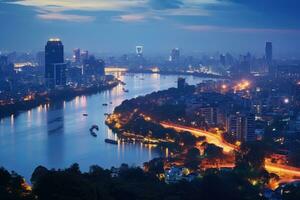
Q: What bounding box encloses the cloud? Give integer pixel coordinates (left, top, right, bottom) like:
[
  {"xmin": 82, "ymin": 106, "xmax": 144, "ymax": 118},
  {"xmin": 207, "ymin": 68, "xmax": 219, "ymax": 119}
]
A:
[
  {"xmin": 37, "ymin": 12, "xmax": 95, "ymax": 22},
  {"xmin": 7, "ymin": 0, "xmax": 145, "ymax": 11},
  {"xmin": 5, "ymin": 0, "xmax": 219, "ymax": 17},
  {"xmin": 5, "ymin": 0, "xmax": 147, "ymax": 23},
  {"xmin": 149, "ymin": 0, "xmax": 183, "ymax": 10},
  {"xmin": 113, "ymin": 13, "xmax": 163, "ymax": 23},
  {"xmin": 181, "ymin": 25, "xmax": 300, "ymax": 34},
  {"xmin": 113, "ymin": 14, "xmax": 146, "ymax": 22},
  {"xmin": 164, "ymin": 8, "xmax": 210, "ymax": 16}
]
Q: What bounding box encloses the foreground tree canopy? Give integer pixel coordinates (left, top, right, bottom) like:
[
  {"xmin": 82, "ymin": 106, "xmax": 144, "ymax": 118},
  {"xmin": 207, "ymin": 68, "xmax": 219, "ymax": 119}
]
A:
[{"xmin": 0, "ymin": 163, "xmax": 299, "ymax": 200}]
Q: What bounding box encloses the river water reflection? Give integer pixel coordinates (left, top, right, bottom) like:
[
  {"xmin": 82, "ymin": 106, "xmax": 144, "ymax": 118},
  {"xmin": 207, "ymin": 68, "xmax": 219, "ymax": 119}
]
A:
[{"xmin": 0, "ymin": 73, "xmax": 210, "ymax": 180}]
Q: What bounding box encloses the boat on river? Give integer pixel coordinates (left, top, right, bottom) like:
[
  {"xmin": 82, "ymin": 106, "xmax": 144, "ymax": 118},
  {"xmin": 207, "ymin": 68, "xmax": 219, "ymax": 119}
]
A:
[
  {"xmin": 90, "ymin": 131, "xmax": 97, "ymax": 137},
  {"xmin": 122, "ymin": 88, "xmax": 129, "ymax": 93},
  {"xmin": 105, "ymin": 139, "xmax": 118, "ymax": 145},
  {"xmin": 89, "ymin": 125, "xmax": 99, "ymax": 137},
  {"xmin": 91, "ymin": 125, "xmax": 99, "ymax": 131}
]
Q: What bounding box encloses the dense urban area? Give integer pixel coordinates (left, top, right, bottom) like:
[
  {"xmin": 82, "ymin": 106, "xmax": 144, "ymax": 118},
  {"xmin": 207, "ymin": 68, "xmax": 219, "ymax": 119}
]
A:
[{"xmin": 1, "ymin": 39, "xmax": 300, "ymax": 200}]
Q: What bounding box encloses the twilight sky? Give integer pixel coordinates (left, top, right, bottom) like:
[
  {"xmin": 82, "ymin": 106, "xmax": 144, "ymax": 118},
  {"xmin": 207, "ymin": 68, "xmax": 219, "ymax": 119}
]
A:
[{"xmin": 0, "ymin": 0, "xmax": 300, "ymax": 57}]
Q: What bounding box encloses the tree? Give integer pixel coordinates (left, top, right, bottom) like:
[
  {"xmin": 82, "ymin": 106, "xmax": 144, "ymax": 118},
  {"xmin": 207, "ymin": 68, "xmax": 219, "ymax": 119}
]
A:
[
  {"xmin": 0, "ymin": 167, "xmax": 33, "ymax": 200},
  {"xmin": 203, "ymin": 143, "xmax": 224, "ymax": 160},
  {"xmin": 282, "ymin": 184, "xmax": 300, "ymax": 200},
  {"xmin": 144, "ymin": 158, "xmax": 165, "ymax": 174},
  {"xmin": 185, "ymin": 148, "xmax": 201, "ymax": 170},
  {"xmin": 234, "ymin": 142, "xmax": 270, "ymax": 188}
]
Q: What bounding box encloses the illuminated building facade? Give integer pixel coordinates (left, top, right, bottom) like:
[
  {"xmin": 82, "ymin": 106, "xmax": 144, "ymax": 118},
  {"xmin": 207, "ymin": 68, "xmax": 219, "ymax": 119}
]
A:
[
  {"xmin": 226, "ymin": 112, "xmax": 256, "ymax": 142},
  {"xmin": 136, "ymin": 46, "xmax": 143, "ymax": 57},
  {"xmin": 45, "ymin": 38, "xmax": 65, "ymax": 88},
  {"xmin": 73, "ymin": 48, "xmax": 81, "ymax": 63}
]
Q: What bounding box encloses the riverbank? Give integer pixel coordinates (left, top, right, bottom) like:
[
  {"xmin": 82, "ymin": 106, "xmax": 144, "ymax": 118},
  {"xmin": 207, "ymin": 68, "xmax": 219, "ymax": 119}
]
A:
[
  {"xmin": 105, "ymin": 85, "xmax": 300, "ymax": 190},
  {"xmin": 0, "ymin": 81, "xmax": 119, "ymax": 119},
  {"xmin": 0, "ymin": 74, "xmax": 210, "ymax": 183}
]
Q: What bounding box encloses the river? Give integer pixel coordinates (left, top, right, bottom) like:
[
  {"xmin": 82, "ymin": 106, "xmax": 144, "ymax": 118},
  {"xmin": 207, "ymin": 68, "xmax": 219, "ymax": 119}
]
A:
[{"xmin": 0, "ymin": 73, "xmax": 210, "ymax": 181}]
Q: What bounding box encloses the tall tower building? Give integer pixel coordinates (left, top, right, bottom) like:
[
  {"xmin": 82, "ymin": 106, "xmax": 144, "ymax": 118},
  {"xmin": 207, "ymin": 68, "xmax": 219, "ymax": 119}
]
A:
[
  {"xmin": 73, "ymin": 48, "xmax": 81, "ymax": 63},
  {"xmin": 45, "ymin": 38, "xmax": 65, "ymax": 88},
  {"xmin": 170, "ymin": 48, "xmax": 180, "ymax": 62},
  {"xmin": 136, "ymin": 46, "xmax": 143, "ymax": 57},
  {"xmin": 265, "ymin": 42, "xmax": 273, "ymax": 68}
]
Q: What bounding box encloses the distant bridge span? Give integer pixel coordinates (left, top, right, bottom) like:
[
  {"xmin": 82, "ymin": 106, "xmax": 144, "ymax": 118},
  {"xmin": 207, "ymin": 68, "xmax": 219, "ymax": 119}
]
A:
[{"xmin": 105, "ymin": 67, "xmax": 128, "ymax": 73}]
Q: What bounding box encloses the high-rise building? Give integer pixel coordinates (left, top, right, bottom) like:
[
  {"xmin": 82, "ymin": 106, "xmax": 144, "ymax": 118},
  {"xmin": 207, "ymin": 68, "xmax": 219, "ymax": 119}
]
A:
[
  {"xmin": 36, "ymin": 51, "xmax": 45, "ymax": 72},
  {"xmin": 170, "ymin": 48, "xmax": 180, "ymax": 62},
  {"xmin": 236, "ymin": 53, "xmax": 251, "ymax": 76},
  {"xmin": 199, "ymin": 107, "xmax": 218, "ymax": 125},
  {"xmin": 136, "ymin": 46, "xmax": 143, "ymax": 57},
  {"xmin": 83, "ymin": 55, "xmax": 105, "ymax": 77},
  {"xmin": 226, "ymin": 112, "xmax": 256, "ymax": 143},
  {"xmin": 177, "ymin": 77, "xmax": 186, "ymax": 90},
  {"xmin": 36, "ymin": 51, "xmax": 45, "ymax": 66},
  {"xmin": 81, "ymin": 50, "xmax": 89, "ymax": 63},
  {"xmin": 0, "ymin": 55, "xmax": 8, "ymax": 67},
  {"xmin": 45, "ymin": 38, "xmax": 65, "ymax": 88},
  {"xmin": 0, "ymin": 55, "xmax": 8, "ymax": 74},
  {"xmin": 73, "ymin": 48, "xmax": 81, "ymax": 63},
  {"xmin": 54, "ymin": 63, "xmax": 67, "ymax": 86},
  {"xmin": 265, "ymin": 42, "xmax": 272, "ymax": 64},
  {"xmin": 220, "ymin": 54, "xmax": 226, "ymax": 66}
]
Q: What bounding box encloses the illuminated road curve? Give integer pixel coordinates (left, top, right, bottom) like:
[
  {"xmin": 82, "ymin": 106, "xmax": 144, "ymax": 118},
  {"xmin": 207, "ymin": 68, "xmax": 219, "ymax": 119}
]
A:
[
  {"xmin": 161, "ymin": 122, "xmax": 237, "ymax": 153},
  {"xmin": 161, "ymin": 122, "xmax": 300, "ymax": 179}
]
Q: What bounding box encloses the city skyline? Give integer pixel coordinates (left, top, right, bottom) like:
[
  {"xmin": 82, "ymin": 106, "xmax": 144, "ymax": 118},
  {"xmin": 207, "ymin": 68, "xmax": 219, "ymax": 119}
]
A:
[
  {"xmin": 1, "ymin": 2, "xmax": 300, "ymax": 199},
  {"xmin": 0, "ymin": 0, "xmax": 300, "ymax": 57}
]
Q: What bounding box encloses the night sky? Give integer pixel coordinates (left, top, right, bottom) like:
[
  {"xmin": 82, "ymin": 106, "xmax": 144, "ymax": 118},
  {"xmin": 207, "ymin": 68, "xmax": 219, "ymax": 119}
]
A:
[{"xmin": 0, "ymin": 0, "xmax": 300, "ymax": 57}]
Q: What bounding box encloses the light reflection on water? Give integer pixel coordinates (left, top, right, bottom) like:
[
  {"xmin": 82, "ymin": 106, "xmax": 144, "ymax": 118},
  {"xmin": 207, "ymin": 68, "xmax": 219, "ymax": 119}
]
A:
[{"xmin": 0, "ymin": 73, "xmax": 210, "ymax": 181}]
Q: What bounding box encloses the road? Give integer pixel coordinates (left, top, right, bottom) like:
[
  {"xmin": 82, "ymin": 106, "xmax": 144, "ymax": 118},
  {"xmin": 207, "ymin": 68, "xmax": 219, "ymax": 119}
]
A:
[
  {"xmin": 161, "ymin": 122, "xmax": 300, "ymax": 180},
  {"xmin": 161, "ymin": 122, "xmax": 236, "ymax": 153}
]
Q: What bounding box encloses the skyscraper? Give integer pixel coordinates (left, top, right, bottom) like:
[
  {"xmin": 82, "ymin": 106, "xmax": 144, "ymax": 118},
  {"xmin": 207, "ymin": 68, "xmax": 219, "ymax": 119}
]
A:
[
  {"xmin": 170, "ymin": 48, "xmax": 180, "ymax": 62},
  {"xmin": 226, "ymin": 112, "xmax": 256, "ymax": 143},
  {"xmin": 220, "ymin": 54, "xmax": 226, "ymax": 66},
  {"xmin": 36, "ymin": 51, "xmax": 45, "ymax": 72},
  {"xmin": 73, "ymin": 48, "xmax": 81, "ymax": 63},
  {"xmin": 54, "ymin": 63, "xmax": 67, "ymax": 86},
  {"xmin": 45, "ymin": 38, "xmax": 65, "ymax": 88},
  {"xmin": 177, "ymin": 77, "xmax": 186, "ymax": 90},
  {"xmin": 80, "ymin": 50, "xmax": 89, "ymax": 63},
  {"xmin": 265, "ymin": 42, "xmax": 273, "ymax": 67}
]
